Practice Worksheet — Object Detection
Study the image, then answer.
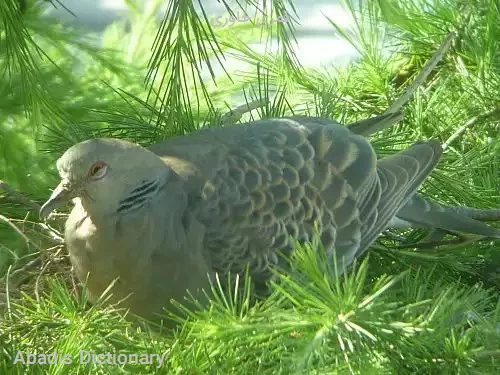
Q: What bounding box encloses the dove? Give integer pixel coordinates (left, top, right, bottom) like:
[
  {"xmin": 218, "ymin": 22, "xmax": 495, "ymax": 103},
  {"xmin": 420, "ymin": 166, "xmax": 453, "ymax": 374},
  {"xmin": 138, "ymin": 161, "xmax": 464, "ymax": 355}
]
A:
[{"xmin": 39, "ymin": 114, "xmax": 500, "ymax": 320}]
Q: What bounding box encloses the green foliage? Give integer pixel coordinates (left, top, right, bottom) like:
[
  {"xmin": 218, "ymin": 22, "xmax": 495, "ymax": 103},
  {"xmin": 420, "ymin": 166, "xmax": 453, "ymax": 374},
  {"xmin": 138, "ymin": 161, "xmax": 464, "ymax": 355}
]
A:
[
  {"xmin": 0, "ymin": 0, "xmax": 499, "ymax": 373},
  {"xmin": 1, "ymin": 243, "xmax": 498, "ymax": 374}
]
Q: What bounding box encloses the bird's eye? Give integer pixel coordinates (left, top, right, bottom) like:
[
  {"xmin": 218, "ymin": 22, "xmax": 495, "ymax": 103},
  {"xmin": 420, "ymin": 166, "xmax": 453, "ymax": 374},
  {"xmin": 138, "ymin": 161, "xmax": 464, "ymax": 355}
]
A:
[{"xmin": 88, "ymin": 162, "xmax": 108, "ymax": 180}]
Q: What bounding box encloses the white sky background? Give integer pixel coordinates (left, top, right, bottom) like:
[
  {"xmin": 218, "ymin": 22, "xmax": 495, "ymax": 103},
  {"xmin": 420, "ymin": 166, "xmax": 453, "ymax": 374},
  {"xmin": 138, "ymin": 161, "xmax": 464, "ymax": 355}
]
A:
[{"xmin": 45, "ymin": 0, "xmax": 359, "ymax": 68}]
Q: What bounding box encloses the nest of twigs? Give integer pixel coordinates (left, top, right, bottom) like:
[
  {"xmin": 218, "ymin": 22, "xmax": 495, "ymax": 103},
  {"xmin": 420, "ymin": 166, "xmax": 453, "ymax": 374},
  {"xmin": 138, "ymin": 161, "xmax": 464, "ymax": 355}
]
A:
[{"xmin": 0, "ymin": 180, "xmax": 77, "ymax": 318}]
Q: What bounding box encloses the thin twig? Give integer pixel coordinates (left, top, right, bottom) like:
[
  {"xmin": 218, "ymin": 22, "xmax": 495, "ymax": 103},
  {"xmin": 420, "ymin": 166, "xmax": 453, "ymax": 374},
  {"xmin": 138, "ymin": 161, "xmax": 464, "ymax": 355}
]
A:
[
  {"xmin": 442, "ymin": 105, "xmax": 500, "ymax": 150},
  {"xmin": 0, "ymin": 215, "xmax": 41, "ymax": 251},
  {"xmin": 396, "ymin": 234, "xmax": 485, "ymax": 249},
  {"xmin": 3, "ymin": 255, "xmax": 42, "ymax": 291},
  {"xmin": 34, "ymin": 253, "xmax": 54, "ymax": 302},
  {"xmin": 0, "ymin": 179, "xmax": 65, "ymax": 244},
  {"xmin": 0, "ymin": 179, "xmax": 41, "ymax": 211},
  {"xmin": 4, "ymin": 265, "xmax": 13, "ymax": 322},
  {"xmin": 38, "ymin": 222, "xmax": 65, "ymax": 244},
  {"xmin": 386, "ymin": 32, "xmax": 457, "ymax": 115},
  {"xmin": 221, "ymin": 98, "xmax": 269, "ymax": 125},
  {"xmin": 351, "ymin": 32, "xmax": 457, "ymax": 137},
  {"xmin": 8, "ymin": 255, "xmax": 42, "ymax": 279},
  {"xmin": 2, "ymin": 244, "xmax": 66, "ymax": 299}
]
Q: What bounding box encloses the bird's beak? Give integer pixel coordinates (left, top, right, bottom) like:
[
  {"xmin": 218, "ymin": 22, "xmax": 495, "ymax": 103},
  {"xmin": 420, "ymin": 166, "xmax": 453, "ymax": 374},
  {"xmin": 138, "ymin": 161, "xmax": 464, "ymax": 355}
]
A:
[{"xmin": 39, "ymin": 180, "xmax": 75, "ymax": 219}]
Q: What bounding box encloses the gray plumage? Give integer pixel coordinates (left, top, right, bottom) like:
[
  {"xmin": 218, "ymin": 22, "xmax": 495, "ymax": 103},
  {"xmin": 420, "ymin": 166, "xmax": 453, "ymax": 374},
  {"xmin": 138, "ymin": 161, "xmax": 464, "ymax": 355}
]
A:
[
  {"xmin": 299, "ymin": 112, "xmax": 500, "ymax": 238},
  {"xmin": 39, "ymin": 115, "xmax": 500, "ymax": 319}
]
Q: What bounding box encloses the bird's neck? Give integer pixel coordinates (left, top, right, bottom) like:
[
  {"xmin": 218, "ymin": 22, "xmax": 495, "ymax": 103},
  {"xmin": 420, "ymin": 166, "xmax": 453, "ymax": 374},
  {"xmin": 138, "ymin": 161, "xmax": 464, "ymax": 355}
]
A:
[{"xmin": 117, "ymin": 177, "xmax": 165, "ymax": 215}]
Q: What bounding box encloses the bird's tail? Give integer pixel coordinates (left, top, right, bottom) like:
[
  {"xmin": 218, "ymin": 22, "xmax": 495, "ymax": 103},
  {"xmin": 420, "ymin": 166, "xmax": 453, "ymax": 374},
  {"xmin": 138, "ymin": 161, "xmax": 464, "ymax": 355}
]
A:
[{"xmin": 391, "ymin": 194, "xmax": 500, "ymax": 239}]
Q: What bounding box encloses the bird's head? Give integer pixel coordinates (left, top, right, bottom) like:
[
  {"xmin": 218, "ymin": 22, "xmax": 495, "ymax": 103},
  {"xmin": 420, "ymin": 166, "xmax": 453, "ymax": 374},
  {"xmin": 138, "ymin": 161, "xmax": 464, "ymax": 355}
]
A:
[{"xmin": 40, "ymin": 138, "xmax": 170, "ymax": 218}]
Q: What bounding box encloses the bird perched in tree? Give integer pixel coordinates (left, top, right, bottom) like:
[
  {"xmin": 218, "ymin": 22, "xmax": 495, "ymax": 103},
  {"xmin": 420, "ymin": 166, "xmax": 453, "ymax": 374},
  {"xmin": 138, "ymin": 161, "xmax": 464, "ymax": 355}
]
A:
[{"xmin": 39, "ymin": 113, "xmax": 500, "ymax": 320}]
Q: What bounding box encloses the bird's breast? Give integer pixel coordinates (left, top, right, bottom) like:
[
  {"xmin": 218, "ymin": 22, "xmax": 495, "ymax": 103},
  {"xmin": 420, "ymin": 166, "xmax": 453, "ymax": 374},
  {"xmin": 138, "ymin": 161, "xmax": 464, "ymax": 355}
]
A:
[{"xmin": 64, "ymin": 202, "xmax": 154, "ymax": 306}]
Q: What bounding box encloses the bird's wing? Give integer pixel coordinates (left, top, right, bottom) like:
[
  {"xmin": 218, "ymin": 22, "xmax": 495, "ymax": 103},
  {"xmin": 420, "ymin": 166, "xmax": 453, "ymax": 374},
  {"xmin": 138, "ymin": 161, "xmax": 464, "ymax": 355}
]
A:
[
  {"xmin": 147, "ymin": 119, "xmax": 370, "ymax": 275},
  {"xmin": 355, "ymin": 140, "xmax": 443, "ymax": 255},
  {"xmin": 296, "ymin": 120, "xmax": 442, "ymax": 267},
  {"xmin": 148, "ymin": 118, "xmax": 442, "ymax": 279}
]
